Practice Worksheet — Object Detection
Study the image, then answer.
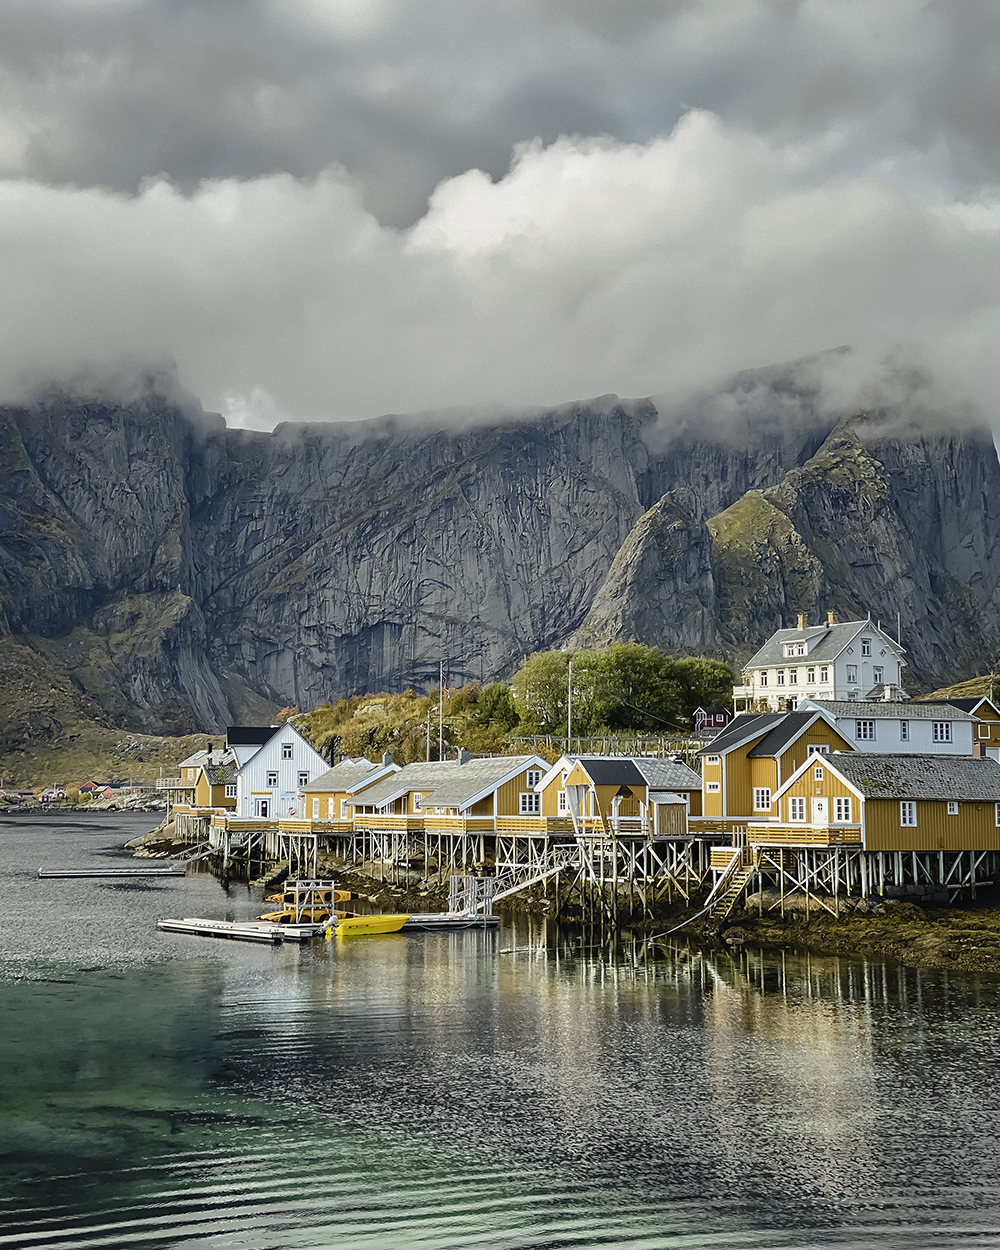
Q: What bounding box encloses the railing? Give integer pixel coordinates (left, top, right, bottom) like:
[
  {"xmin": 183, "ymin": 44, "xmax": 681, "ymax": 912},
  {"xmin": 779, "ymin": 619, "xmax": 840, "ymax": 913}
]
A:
[
  {"xmin": 747, "ymin": 822, "xmax": 862, "ymax": 846},
  {"xmin": 496, "ymin": 816, "xmax": 576, "ymax": 833},
  {"xmin": 710, "ymin": 847, "xmax": 740, "ymax": 869},
  {"xmin": 157, "ymin": 777, "xmax": 195, "ymax": 790},
  {"xmin": 422, "ymin": 815, "xmax": 496, "ymax": 832},
  {"xmin": 277, "ymin": 819, "xmax": 354, "ymax": 834}
]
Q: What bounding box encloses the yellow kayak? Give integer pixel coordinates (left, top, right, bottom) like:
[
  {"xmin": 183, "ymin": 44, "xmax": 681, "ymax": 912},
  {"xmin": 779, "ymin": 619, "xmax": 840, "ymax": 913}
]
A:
[{"xmin": 336, "ymin": 913, "xmax": 410, "ymax": 936}]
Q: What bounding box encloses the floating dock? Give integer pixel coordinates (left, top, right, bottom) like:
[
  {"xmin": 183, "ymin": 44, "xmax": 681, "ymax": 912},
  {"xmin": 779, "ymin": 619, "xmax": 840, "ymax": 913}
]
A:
[
  {"xmin": 39, "ymin": 867, "xmax": 186, "ymax": 878},
  {"xmin": 158, "ymin": 917, "xmax": 320, "ymax": 944},
  {"xmin": 401, "ymin": 913, "xmax": 499, "ymax": 931}
]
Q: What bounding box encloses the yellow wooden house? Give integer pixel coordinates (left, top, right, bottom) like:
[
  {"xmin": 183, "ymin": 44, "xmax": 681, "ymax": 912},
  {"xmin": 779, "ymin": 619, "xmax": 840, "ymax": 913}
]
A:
[
  {"xmin": 697, "ymin": 710, "xmax": 853, "ymax": 826},
  {"xmin": 297, "ymin": 754, "xmax": 400, "ymax": 828},
  {"xmin": 754, "ymin": 751, "xmax": 1000, "ymax": 854},
  {"xmin": 941, "ymin": 696, "xmax": 1000, "ymax": 760}
]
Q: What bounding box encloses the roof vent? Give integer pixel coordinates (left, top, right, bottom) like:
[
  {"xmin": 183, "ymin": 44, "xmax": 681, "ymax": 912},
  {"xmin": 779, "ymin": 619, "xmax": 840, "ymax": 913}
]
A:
[
  {"xmin": 458, "ymin": 748, "xmax": 471, "ymax": 765},
  {"xmin": 382, "ymin": 751, "xmax": 394, "ymax": 767}
]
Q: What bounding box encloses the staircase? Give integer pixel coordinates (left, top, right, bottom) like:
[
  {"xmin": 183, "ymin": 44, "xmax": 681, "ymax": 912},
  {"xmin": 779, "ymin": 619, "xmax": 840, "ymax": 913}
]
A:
[{"xmin": 709, "ymin": 851, "xmax": 758, "ymax": 920}]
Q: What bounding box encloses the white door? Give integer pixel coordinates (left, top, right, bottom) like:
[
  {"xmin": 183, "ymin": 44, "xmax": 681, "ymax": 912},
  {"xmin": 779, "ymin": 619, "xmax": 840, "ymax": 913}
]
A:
[
  {"xmin": 255, "ymin": 798, "xmax": 269, "ymax": 819},
  {"xmin": 812, "ymin": 797, "xmax": 828, "ymax": 825}
]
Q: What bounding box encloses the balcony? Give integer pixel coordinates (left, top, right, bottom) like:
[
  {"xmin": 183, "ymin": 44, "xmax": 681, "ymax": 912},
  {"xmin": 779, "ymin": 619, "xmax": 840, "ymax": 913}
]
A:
[
  {"xmin": 157, "ymin": 777, "xmax": 195, "ymax": 790},
  {"xmin": 748, "ymin": 821, "xmax": 862, "ymax": 847}
]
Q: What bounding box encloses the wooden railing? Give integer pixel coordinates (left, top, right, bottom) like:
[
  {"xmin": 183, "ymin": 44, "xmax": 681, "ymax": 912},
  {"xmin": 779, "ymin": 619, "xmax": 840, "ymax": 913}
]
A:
[
  {"xmin": 748, "ymin": 823, "xmax": 862, "ymax": 847},
  {"xmin": 157, "ymin": 777, "xmax": 194, "ymax": 789}
]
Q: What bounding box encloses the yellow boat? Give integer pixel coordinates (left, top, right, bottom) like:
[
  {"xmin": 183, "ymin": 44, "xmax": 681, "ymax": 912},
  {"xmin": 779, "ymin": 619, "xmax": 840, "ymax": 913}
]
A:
[
  {"xmin": 264, "ymin": 888, "xmax": 357, "ymax": 904},
  {"xmin": 336, "ymin": 913, "xmax": 410, "ymax": 936},
  {"xmin": 259, "ymin": 906, "xmax": 347, "ymax": 924}
]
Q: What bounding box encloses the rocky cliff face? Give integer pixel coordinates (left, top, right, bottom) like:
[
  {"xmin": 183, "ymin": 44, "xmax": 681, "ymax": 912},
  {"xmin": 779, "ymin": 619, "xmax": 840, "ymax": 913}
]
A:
[{"xmin": 1, "ymin": 364, "xmax": 997, "ymax": 733}]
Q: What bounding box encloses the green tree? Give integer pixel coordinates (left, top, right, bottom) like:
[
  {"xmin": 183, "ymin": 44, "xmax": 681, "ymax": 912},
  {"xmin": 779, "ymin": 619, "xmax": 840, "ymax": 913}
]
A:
[
  {"xmin": 475, "ymin": 682, "xmax": 520, "ymax": 732},
  {"xmin": 511, "ymin": 650, "xmax": 571, "ymax": 734},
  {"xmin": 671, "ymin": 657, "xmax": 734, "ymax": 720}
]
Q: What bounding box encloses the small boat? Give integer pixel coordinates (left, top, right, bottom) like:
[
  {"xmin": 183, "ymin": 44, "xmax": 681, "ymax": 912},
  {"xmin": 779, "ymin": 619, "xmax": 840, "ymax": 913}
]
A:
[
  {"xmin": 335, "ymin": 913, "xmax": 410, "ymax": 936},
  {"xmin": 264, "ymin": 887, "xmax": 357, "ymax": 904},
  {"xmin": 259, "ymin": 906, "xmax": 343, "ymax": 924}
]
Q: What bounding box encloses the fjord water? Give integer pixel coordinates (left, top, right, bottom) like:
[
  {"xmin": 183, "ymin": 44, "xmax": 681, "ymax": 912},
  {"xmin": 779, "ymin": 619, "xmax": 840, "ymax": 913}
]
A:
[{"xmin": 4, "ymin": 816, "xmax": 1000, "ymax": 1250}]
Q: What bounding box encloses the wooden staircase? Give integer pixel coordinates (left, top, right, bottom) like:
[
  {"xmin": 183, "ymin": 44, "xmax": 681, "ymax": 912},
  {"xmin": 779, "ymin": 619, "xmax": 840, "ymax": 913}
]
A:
[{"xmin": 709, "ymin": 851, "xmax": 758, "ymax": 920}]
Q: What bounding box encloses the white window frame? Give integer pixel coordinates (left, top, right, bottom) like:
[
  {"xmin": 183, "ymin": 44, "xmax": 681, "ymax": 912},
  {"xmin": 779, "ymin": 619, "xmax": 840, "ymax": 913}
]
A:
[
  {"xmin": 788, "ymin": 669, "xmax": 798, "ymax": 685},
  {"xmin": 282, "ymin": 742, "xmax": 293, "ymax": 759},
  {"xmin": 341, "ymin": 799, "xmax": 349, "ymax": 819},
  {"xmin": 777, "ymin": 670, "xmax": 785, "ymax": 686},
  {"xmin": 705, "ymin": 755, "xmax": 721, "ymax": 765},
  {"xmin": 807, "ymin": 744, "xmax": 830, "ymax": 756},
  {"xmin": 753, "ymin": 787, "xmax": 771, "ymax": 812},
  {"xmin": 413, "ymin": 792, "xmax": 423, "ymax": 811},
  {"xmin": 820, "ymin": 666, "xmax": 829, "ymax": 682},
  {"xmin": 900, "ymin": 720, "xmax": 909, "ymax": 741},
  {"xmin": 327, "ymin": 798, "xmax": 334, "ymax": 819},
  {"xmin": 834, "ymin": 797, "xmax": 852, "ymax": 823},
  {"xmin": 759, "ymin": 671, "xmax": 768, "ymax": 687},
  {"xmin": 519, "ymin": 792, "xmax": 541, "ymax": 815},
  {"xmin": 706, "ymin": 782, "xmax": 721, "ymax": 793},
  {"xmin": 932, "ymin": 722, "xmax": 952, "ymax": 743},
  {"xmin": 266, "ymin": 770, "xmax": 278, "ymax": 786},
  {"xmin": 789, "ymin": 796, "xmax": 807, "ymax": 822},
  {"xmin": 861, "ymin": 638, "xmax": 871, "ymax": 656},
  {"xmin": 947, "ymin": 801, "xmax": 958, "ymax": 815},
  {"xmin": 979, "ymin": 725, "xmax": 990, "ymax": 739},
  {"xmin": 312, "ymin": 798, "xmax": 319, "ymax": 819},
  {"xmin": 807, "ymin": 667, "xmax": 816, "ymax": 683},
  {"xmin": 856, "ymin": 720, "xmax": 875, "ymax": 741},
  {"xmin": 297, "ymin": 771, "xmax": 309, "ymax": 787},
  {"xmin": 996, "ymin": 802, "xmax": 1000, "ymax": 828},
  {"xmin": 814, "ymin": 766, "xmax": 824, "ymax": 780},
  {"xmin": 558, "ymin": 789, "xmax": 568, "ymax": 814},
  {"xmin": 900, "ymin": 801, "xmax": 917, "ymax": 827},
  {"xmin": 526, "ymin": 770, "xmax": 542, "ymax": 789},
  {"xmin": 873, "ymin": 666, "xmax": 883, "ymax": 684},
  {"xmin": 847, "ymin": 665, "xmax": 858, "ymax": 683},
  {"xmin": 224, "ymin": 783, "xmax": 236, "ymax": 798}
]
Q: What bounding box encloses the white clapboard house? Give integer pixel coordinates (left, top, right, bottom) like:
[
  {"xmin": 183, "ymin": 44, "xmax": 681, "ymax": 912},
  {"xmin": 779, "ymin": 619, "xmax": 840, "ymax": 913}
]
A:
[{"xmin": 228, "ymin": 724, "xmax": 329, "ymax": 820}]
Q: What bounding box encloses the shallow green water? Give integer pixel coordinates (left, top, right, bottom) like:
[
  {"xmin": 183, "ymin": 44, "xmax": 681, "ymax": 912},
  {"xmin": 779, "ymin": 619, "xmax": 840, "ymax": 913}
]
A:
[{"xmin": 3, "ymin": 814, "xmax": 1000, "ymax": 1248}]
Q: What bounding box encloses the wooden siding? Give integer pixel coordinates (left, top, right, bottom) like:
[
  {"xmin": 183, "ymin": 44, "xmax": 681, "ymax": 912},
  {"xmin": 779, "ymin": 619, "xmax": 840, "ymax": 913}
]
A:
[
  {"xmin": 777, "ymin": 722, "xmax": 853, "ymax": 783},
  {"xmin": 864, "ymin": 799, "xmax": 1000, "ymax": 853},
  {"xmin": 701, "ymin": 757, "xmax": 724, "ymax": 818}
]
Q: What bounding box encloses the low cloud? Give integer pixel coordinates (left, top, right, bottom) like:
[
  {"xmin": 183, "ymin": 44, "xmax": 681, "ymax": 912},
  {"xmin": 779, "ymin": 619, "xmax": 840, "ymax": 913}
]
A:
[{"xmin": 4, "ymin": 109, "xmax": 1000, "ymax": 427}]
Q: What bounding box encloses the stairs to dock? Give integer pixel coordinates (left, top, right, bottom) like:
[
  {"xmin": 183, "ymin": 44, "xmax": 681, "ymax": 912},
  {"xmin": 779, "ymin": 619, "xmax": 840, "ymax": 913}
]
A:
[{"xmin": 709, "ymin": 853, "xmax": 758, "ymax": 921}]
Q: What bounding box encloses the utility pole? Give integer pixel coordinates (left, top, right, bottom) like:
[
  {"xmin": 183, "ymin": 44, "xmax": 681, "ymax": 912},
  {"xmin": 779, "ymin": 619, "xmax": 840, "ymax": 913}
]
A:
[
  {"xmin": 439, "ymin": 660, "xmax": 445, "ymax": 761},
  {"xmin": 426, "ymin": 706, "xmax": 432, "ymax": 762},
  {"xmin": 567, "ymin": 657, "xmax": 573, "ymax": 752}
]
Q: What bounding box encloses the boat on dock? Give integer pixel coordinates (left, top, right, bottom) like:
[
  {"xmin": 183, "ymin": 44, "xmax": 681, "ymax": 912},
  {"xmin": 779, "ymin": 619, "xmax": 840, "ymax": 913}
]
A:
[
  {"xmin": 335, "ymin": 913, "xmax": 410, "ymax": 936},
  {"xmin": 158, "ymin": 917, "xmax": 320, "ymax": 943}
]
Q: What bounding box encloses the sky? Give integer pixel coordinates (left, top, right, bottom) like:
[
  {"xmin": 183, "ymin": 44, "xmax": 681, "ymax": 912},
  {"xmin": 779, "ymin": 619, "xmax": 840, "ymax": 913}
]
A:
[{"xmin": 2, "ymin": 0, "xmax": 1000, "ymax": 427}]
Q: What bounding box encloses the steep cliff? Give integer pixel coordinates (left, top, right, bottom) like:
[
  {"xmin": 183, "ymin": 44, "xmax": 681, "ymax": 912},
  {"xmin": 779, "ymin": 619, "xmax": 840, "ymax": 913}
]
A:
[{"xmin": 1, "ymin": 364, "xmax": 997, "ymax": 734}]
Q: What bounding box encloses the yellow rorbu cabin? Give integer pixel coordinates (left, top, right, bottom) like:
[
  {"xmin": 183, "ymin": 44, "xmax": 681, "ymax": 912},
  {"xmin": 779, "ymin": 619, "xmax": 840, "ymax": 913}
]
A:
[
  {"xmin": 754, "ymin": 751, "xmax": 1000, "ymax": 853},
  {"xmin": 298, "ymin": 754, "xmax": 400, "ymax": 826}
]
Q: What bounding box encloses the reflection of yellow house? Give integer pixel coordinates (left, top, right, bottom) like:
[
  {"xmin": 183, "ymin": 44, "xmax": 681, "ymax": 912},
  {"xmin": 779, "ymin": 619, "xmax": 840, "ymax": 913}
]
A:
[
  {"xmin": 523, "ymin": 755, "xmax": 703, "ymax": 838},
  {"xmin": 753, "ymin": 751, "xmax": 1000, "ymax": 852},
  {"xmin": 298, "ymin": 755, "xmax": 400, "ymax": 826},
  {"xmin": 698, "ymin": 711, "xmax": 853, "ymax": 823}
]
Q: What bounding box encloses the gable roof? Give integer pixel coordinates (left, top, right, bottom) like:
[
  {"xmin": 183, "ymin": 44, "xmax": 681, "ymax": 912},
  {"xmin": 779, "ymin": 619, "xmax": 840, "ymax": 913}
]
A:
[
  {"xmin": 746, "ymin": 711, "xmax": 838, "ymax": 758},
  {"xmin": 226, "ymin": 725, "xmax": 279, "ymax": 746},
  {"xmin": 827, "ymin": 753, "xmax": 1000, "ymax": 801},
  {"xmin": 204, "ymin": 761, "xmax": 238, "ymax": 785},
  {"xmin": 800, "ymin": 699, "xmax": 978, "ymax": 721},
  {"xmin": 696, "ymin": 712, "xmax": 786, "ymax": 757},
  {"xmin": 300, "ymin": 759, "xmax": 397, "ymax": 794},
  {"xmin": 940, "ymin": 697, "xmax": 1000, "ymax": 716},
  {"xmin": 745, "ymin": 620, "xmax": 903, "ymax": 670},
  {"xmin": 631, "ymin": 758, "xmax": 703, "ymax": 790},
  {"xmin": 572, "ymin": 758, "xmax": 648, "ymax": 787},
  {"xmin": 350, "ymin": 755, "xmax": 543, "ymax": 811}
]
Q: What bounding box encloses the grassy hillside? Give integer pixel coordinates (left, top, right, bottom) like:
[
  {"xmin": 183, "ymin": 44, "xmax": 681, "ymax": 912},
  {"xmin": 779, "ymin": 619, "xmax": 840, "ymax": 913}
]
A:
[{"xmin": 915, "ymin": 674, "xmax": 997, "ymax": 702}]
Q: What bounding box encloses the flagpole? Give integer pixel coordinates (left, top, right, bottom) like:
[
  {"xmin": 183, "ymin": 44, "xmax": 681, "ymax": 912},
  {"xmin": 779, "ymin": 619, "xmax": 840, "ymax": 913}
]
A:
[{"xmin": 439, "ymin": 661, "xmax": 444, "ymax": 761}]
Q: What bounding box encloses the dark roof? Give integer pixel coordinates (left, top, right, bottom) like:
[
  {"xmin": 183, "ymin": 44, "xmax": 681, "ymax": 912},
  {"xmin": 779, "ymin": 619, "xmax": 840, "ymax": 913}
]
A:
[
  {"xmin": 829, "ymin": 753, "xmax": 1000, "ymax": 801},
  {"xmin": 575, "ymin": 758, "xmax": 648, "ymax": 787},
  {"xmin": 226, "ymin": 725, "xmax": 279, "ymax": 746},
  {"xmin": 696, "ymin": 712, "xmax": 786, "ymax": 757},
  {"xmin": 943, "ymin": 699, "xmax": 979, "ymax": 713},
  {"xmin": 747, "ymin": 712, "xmax": 829, "ymax": 757}
]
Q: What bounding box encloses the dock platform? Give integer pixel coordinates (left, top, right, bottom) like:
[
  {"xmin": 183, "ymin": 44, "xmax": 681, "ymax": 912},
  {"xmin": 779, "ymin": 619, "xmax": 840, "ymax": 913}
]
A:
[
  {"xmin": 40, "ymin": 867, "xmax": 186, "ymax": 878},
  {"xmin": 401, "ymin": 913, "xmax": 500, "ymax": 931},
  {"xmin": 158, "ymin": 917, "xmax": 320, "ymax": 944}
]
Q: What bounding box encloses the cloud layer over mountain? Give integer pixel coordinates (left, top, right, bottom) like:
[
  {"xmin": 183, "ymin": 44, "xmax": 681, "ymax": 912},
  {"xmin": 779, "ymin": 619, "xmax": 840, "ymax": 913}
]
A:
[{"xmin": 3, "ymin": 0, "xmax": 1000, "ymax": 425}]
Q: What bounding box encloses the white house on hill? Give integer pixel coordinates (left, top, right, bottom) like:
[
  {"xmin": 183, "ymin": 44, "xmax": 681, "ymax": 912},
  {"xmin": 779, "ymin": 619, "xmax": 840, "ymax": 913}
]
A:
[{"xmin": 734, "ymin": 612, "xmax": 906, "ymax": 711}]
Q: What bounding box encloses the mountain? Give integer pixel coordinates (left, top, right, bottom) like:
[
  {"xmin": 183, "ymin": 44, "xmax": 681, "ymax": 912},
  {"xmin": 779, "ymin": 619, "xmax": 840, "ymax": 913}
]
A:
[{"xmin": 1, "ymin": 358, "xmax": 999, "ymax": 735}]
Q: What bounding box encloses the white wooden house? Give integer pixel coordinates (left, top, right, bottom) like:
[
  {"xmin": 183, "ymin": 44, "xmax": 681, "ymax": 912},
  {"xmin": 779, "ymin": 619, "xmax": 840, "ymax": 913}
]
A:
[{"xmin": 230, "ymin": 724, "xmax": 329, "ymax": 819}]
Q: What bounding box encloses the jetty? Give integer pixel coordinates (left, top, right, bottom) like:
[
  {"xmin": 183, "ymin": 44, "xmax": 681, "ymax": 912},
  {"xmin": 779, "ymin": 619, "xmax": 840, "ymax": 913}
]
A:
[
  {"xmin": 158, "ymin": 917, "xmax": 318, "ymax": 943},
  {"xmin": 39, "ymin": 867, "xmax": 186, "ymax": 878}
]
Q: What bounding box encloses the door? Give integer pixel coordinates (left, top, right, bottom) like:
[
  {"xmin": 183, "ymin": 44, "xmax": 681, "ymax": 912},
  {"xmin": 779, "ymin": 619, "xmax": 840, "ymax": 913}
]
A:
[
  {"xmin": 255, "ymin": 798, "xmax": 269, "ymax": 819},
  {"xmin": 811, "ymin": 797, "xmax": 828, "ymax": 825}
]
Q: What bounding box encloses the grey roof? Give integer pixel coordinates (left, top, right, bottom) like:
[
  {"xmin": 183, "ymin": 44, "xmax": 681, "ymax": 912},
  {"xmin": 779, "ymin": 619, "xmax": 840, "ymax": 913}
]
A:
[
  {"xmin": 696, "ymin": 712, "xmax": 786, "ymax": 757},
  {"xmin": 863, "ymin": 683, "xmax": 910, "ymax": 701},
  {"xmin": 829, "ymin": 753, "xmax": 1000, "ymax": 801},
  {"xmin": 805, "ymin": 700, "xmax": 978, "ymax": 721},
  {"xmin": 941, "ymin": 697, "xmax": 999, "ymax": 715},
  {"xmin": 745, "ymin": 620, "xmax": 903, "ymax": 669},
  {"xmin": 747, "ymin": 712, "xmax": 831, "ymax": 758},
  {"xmin": 631, "ymin": 758, "xmax": 702, "ymax": 790},
  {"xmin": 351, "ymin": 755, "xmax": 542, "ymax": 810},
  {"xmin": 205, "ymin": 762, "xmax": 238, "ymax": 785},
  {"xmin": 179, "ymin": 748, "xmax": 234, "ymax": 769},
  {"xmin": 300, "ymin": 759, "xmax": 388, "ymax": 793}
]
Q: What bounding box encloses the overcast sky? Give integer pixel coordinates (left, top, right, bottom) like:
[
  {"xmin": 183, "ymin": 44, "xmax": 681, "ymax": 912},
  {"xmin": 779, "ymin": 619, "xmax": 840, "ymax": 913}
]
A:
[{"xmin": 2, "ymin": 0, "xmax": 1000, "ymax": 426}]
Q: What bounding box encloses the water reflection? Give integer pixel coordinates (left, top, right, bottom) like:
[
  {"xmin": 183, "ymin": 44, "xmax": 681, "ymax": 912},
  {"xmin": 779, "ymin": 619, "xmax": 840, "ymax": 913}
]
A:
[{"xmin": 4, "ymin": 815, "xmax": 1000, "ymax": 1248}]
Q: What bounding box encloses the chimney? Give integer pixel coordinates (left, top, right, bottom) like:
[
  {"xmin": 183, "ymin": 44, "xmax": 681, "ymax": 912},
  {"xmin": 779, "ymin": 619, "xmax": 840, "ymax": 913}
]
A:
[
  {"xmin": 796, "ymin": 613, "xmax": 806, "ymax": 631},
  {"xmin": 382, "ymin": 751, "xmax": 394, "ymax": 767},
  {"xmin": 206, "ymin": 742, "xmax": 213, "ymax": 754},
  {"xmin": 974, "ymin": 743, "xmax": 987, "ymax": 759},
  {"xmin": 827, "ymin": 611, "xmax": 839, "ymax": 626},
  {"xmin": 458, "ymin": 748, "xmax": 471, "ymax": 765}
]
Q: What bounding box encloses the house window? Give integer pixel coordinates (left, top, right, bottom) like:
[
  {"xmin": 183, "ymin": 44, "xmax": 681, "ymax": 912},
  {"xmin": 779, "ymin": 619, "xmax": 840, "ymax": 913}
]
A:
[
  {"xmin": 777, "ymin": 670, "xmax": 785, "ymax": 686},
  {"xmin": 947, "ymin": 801, "xmax": 959, "ymax": 815},
  {"xmin": 707, "ymin": 782, "xmax": 721, "ymax": 793},
  {"xmin": 753, "ymin": 787, "xmax": 771, "ymax": 811},
  {"xmin": 807, "ymin": 667, "xmax": 815, "ymax": 683},
  {"xmin": 855, "ymin": 720, "xmax": 875, "ymax": 740},
  {"xmin": 807, "ymin": 744, "xmax": 830, "ymax": 755},
  {"xmin": 327, "ymin": 798, "xmax": 334, "ymax": 819},
  {"xmin": 861, "ymin": 638, "xmax": 871, "ymax": 656},
  {"xmin": 520, "ymin": 792, "xmax": 541, "ymax": 814},
  {"xmin": 298, "ymin": 771, "xmax": 309, "ymax": 787},
  {"xmin": 341, "ymin": 799, "xmax": 349, "ymax": 819},
  {"xmin": 526, "ymin": 769, "xmax": 542, "ymax": 789},
  {"xmin": 225, "ymin": 784, "xmax": 236, "ymax": 798},
  {"xmin": 797, "ymin": 643, "xmax": 805, "ymax": 656},
  {"xmin": 814, "ymin": 767, "xmax": 824, "ymax": 780},
  {"xmin": 834, "ymin": 797, "xmax": 852, "ymax": 822},
  {"xmin": 900, "ymin": 801, "xmax": 917, "ymax": 827},
  {"xmin": 759, "ymin": 671, "xmax": 768, "ymax": 687},
  {"xmin": 979, "ymin": 725, "xmax": 990, "ymax": 739},
  {"xmin": 413, "ymin": 793, "xmax": 423, "ymax": 811},
  {"xmin": 312, "ymin": 798, "xmax": 319, "ymax": 819},
  {"xmin": 900, "ymin": 720, "xmax": 909, "ymax": 741},
  {"xmin": 789, "ymin": 669, "xmax": 798, "ymax": 685},
  {"xmin": 873, "ymin": 666, "xmax": 883, "ymax": 684},
  {"xmin": 254, "ymin": 798, "xmax": 270, "ymax": 818},
  {"xmin": 789, "ymin": 797, "xmax": 806, "ymax": 822},
  {"xmin": 847, "ymin": 665, "xmax": 858, "ymax": 683},
  {"xmin": 932, "ymin": 722, "xmax": 951, "ymax": 743},
  {"xmin": 705, "ymin": 755, "xmax": 720, "ymax": 765},
  {"xmin": 996, "ymin": 802, "xmax": 1000, "ymax": 827},
  {"xmin": 820, "ymin": 666, "xmax": 829, "ymax": 682},
  {"xmin": 558, "ymin": 790, "xmax": 568, "ymax": 813},
  {"xmin": 282, "ymin": 743, "xmax": 293, "ymax": 759},
  {"xmin": 266, "ymin": 770, "xmax": 278, "ymax": 786}
]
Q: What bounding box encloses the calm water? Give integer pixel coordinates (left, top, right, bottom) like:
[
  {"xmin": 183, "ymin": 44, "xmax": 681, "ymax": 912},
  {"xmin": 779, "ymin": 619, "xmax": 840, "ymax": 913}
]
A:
[{"xmin": 3, "ymin": 816, "xmax": 1000, "ymax": 1249}]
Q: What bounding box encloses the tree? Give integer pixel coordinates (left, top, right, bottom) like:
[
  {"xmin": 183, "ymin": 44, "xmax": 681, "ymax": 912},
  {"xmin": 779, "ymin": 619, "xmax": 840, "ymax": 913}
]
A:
[
  {"xmin": 671, "ymin": 658, "xmax": 734, "ymax": 720},
  {"xmin": 475, "ymin": 682, "xmax": 520, "ymax": 732},
  {"xmin": 276, "ymin": 705, "xmax": 301, "ymax": 725},
  {"xmin": 511, "ymin": 651, "xmax": 571, "ymax": 734}
]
